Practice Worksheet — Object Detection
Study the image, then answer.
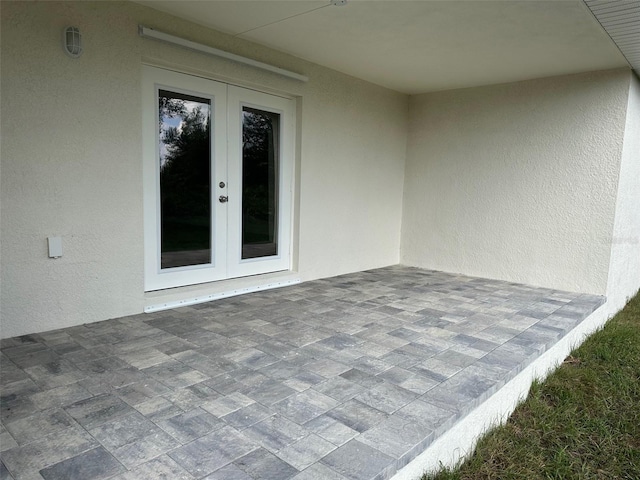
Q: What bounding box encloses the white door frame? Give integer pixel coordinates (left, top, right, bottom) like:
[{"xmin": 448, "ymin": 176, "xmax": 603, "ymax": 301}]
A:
[
  {"xmin": 142, "ymin": 65, "xmax": 295, "ymax": 291},
  {"xmin": 226, "ymin": 85, "xmax": 295, "ymax": 279}
]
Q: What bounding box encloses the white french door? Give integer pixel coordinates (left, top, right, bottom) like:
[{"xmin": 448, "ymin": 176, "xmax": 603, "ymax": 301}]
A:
[{"xmin": 142, "ymin": 66, "xmax": 294, "ymax": 291}]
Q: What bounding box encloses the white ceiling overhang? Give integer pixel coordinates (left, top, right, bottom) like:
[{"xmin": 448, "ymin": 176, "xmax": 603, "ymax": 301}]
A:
[{"xmin": 137, "ymin": 0, "xmax": 633, "ymax": 94}]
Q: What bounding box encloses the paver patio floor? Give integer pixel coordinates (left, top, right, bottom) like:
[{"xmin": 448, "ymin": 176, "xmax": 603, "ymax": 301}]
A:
[{"xmin": 0, "ymin": 266, "xmax": 604, "ymax": 480}]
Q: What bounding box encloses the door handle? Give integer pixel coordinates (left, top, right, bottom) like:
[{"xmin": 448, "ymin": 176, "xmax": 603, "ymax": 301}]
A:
[{"xmin": 219, "ymin": 195, "xmax": 228, "ymax": 203}]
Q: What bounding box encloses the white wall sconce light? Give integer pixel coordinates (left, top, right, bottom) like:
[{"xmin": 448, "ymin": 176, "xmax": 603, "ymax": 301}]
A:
[{"xmin": 63, "ymin": 26, "xmax": 83, "ymax": 58}]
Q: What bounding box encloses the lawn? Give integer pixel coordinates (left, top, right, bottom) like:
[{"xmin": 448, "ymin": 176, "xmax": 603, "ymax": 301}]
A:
[{"xmin": 424, "ymin": 291, "xmax": 640, "ymax": 480}]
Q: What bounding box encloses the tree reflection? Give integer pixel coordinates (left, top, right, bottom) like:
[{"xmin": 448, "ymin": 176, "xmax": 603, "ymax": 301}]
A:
[
  {"xmin": 157, "ymin": 96, "xmax": 279, "ymax": 262},
  {"xmin": 159, "ymin": 94, "xmax": 211, "ymax": 260},
  {"xmin": 241, "ymin": 108, "xmax": 279, "ymax": 257}
]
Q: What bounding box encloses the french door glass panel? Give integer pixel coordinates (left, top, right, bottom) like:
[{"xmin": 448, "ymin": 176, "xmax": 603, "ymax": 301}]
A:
[
  {"xmin": 143, "ymin": 66, "xmax": 293, "ymax": 291},
  {"xmin": 158, "ymin": 90, "xmax": 212, "ymax": 269},
  {"xmin": 241, "ymin": 107, "xmax": 280, "ymax": 260}
]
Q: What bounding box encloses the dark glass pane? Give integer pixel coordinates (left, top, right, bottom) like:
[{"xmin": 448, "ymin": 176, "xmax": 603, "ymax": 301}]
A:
[
  {"xmin": 241, "ymin": 107, "xmax": 280, "ymax": 259},
  {"xmin": 159, "ymin": 90, "xmax": 212, "ymax": 269}
]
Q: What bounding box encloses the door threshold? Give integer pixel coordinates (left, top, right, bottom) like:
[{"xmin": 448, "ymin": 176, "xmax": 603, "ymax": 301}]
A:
[{"xmin": 144, "ymin": 271, "xmax": 301, "ymax": 313}]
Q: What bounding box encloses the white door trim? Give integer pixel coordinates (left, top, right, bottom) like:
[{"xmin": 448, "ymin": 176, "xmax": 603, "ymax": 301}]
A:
[{"xmin": 142, "ymin": 65, "xmax": 295, "ymax": 292}]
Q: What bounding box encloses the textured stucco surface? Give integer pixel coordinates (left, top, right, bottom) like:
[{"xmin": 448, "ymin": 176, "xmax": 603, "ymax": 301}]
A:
[
  {"xmin": 606, "ymin": 74, "xmax": 640, "ymax": 309},
  {"xmin": 1, "ymin": 1, "xmax": 636, "ymax": 340},
  {"xmin": 401, "ymin": 70, "xmax": 630, "ymax": 295},
  {"xmin": 0, "ymin": 1, "xmax": 408, "ymax": 338}
]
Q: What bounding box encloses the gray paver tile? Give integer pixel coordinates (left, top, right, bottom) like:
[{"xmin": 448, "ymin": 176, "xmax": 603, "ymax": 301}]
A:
[
  {"xmin": 155, "ymin": 339, "xmax": 198, "ymax": 356},
  {"xmin": 304, "ymin": 415, "xmax": 358, "ymax": 447},
  {"xmin": 110, "ymin": 430, "xmax": 178, "ymax": 469},
  {"xmin": 241, "ymin": 378, "xmax": 297, "ymax": 406},
  {"xmin": 0, "ymin": 361, "xmax": 28, "ymax": 386},
  {"xmin": 24, "ymin": 360, "xmax": 86, "ymax": 390},
  {"xmin": 354, "ymin": 382, "xmax": 417, "ymax": 414},
  {"xmin": 135, "ymin": 396, "xmax": 184, "ymax": 421},
  {"xmin": 304, "ymin": 359, "xmax": 351, "ymax": 378},
  {"xmin": 201, "ymin": 392, "xmax": 255, "ymax": 417},
  {"xmin": 339, "ymin": 368, "xmax": 383, "ymax": 388},
  {"xmin": 169, "ymin": 426, "xmax": 258, "ymax": 477},
  {"xmin": 143, "ymin": 360, "xmax": 209, "ymax": 389},
  {"xmin": 431, "ymin": 349, "xmax": 477, "ymax": 368},
  {"xmin": 346, "ymin": 357, "xmax": 393, "ymax": 376},
  {"xmin": 110, "ymin": 455, "xmax": 194, "ymax": 480},
  {"xmin": 224, "ymin": 348, "xmax": 280, "ymax": 369},
  {"xmin": 258, "ymin": 360, "xmax": 302, "ymax": 381},
  {"xmin": 1, "ymin": 426, "xmax": 98, "ymax": 480},
  {"xmin": 118, "ymin": 348, "xmax": 172, "ymax": 369},
  {"xmin": 0, "ymin": 431, "xmax": 18, "ymax": 452},
  {"xmin": 28, "ymin": 383, "xmax": 92, "ymax": 411},
  {"xmin": 320, "ymin": 440, "xmax": 395, "ymax": 480},
  {"xmin": 78, "ymin": 366, "xmax": 147, "ymax": 391},
  {"xmin": 222, "ymin": 402, "xmax": 273, "ymax": 429},
  {"xmin": 397, "ymin": 399, "xmax": 457, "ymax": 435},
  {"xmin": 3, "ymin": 346, "xmax": 59, "ymax": 370},
  {"xmin": 291, "ymin": 462, "xmax": 349, "ymax": 480},
  {"xmin": 163, "ymin": 382, "xmax": 221, "ymax": 410},
  {"xmin": 357, "ymin": 414, "xmax": 433, "ymax": 461},
  {"xmin": 243, "ymin": 414, "xmax": 308, "ymax": 452},
  {"xmin": 411, "ymin": 357, "xmax": 462, "ymax": 382},
  {"xmin": 204, "ymin": 373, "xmax": 247, "ymax": 395},
  {"xmin": 4, "ymin": 409, "xmax": 73, "ymax": 446},
  {"xmin": 158, "ymin": 408, "xmax": 224, "ymax": 443},
  {"xmin": 273, "ymin": 389, "xmax": 339, "ymax": 424},
  {"xmin": 89, "ymin": 411, "xmax": 169, "ymax": 450},
  {"xmin": 0, "ymin": 461, "xmax": 15, "ymax": 480},
  {"xmin": 419, "ymin": 386, "xmax": 472, "ymax": 416},
  {"xmin": 234, "ymin": 447, "xmax": 299, "ymax": 479},
  {"xmin": 284, "ymin": 370, "xmax": 326, "ymax": 392},
  {"xmin": 325, "ymin": 400, "xmax": 388, "ymax": 434},
  {"xmin": 377, "ymin": 367, "xmax": 438, "ymax": 395},
  {"xmin": 313, "ymin": 377, "xmax": 365, "ymax": 402},
  {"xmin": 73, "ymin": 356, "xmax": 131, "ymax": 375},
  {"xmin": 443, "ymin": 369, "xmax": 499, "ymax": 401},
  {"xmin": 64, "ymin": 393, "xmax": 135, "ymax": 430},
  {"xmin": 115, "ymin": 379, "xmax": 172, "ymax": 406},
  {"xmin": 276, "ymin": 434, "xmax": 336, "ymax": 470},
  {"xmin": 39, "ymin": 446, "xmax": 124, "ymax": 480},
  {"xmin": 201, "ymin": 463, "xmax": 252, "ymax": 480}
]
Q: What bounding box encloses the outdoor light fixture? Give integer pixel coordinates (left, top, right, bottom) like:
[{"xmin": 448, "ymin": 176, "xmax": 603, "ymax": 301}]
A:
[{"xmin": 63, "ymin": 26, "xmax": 82, "ymax": 58}]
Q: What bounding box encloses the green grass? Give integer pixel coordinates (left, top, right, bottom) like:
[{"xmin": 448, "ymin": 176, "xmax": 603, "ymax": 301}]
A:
[{"xmin": 424, "ymin": 291, "xmax": 640, "ymax": 480}]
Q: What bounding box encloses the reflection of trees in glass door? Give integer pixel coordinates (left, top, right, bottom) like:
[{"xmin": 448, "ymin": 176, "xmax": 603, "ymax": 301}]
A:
[
  {"xmin": 143, "ymin": 66, "xmax": 294, "ymax": 292},
  {"xmin": 241, "ymin": 107, "xmax": 279, "ymax": 260},
  {"xmin": 158, "ymin": 91, "xmax": 212, "ymax": 269}
]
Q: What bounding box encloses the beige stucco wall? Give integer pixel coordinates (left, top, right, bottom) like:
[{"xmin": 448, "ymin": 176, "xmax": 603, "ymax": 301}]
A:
[
  {"xmin": 0, "ymin": 1, "xmax": 408, "ymax": 338},
  {"xmin": 606, "ymin": 73, "xmax": 640, "ymax": 309},
  {"xmin": 1, "ymin": 1, "xmax": 636, "ymax": 339},
  {"xmin": 401, "ymin": 70, "xmax": 631, "ymax": 295}
]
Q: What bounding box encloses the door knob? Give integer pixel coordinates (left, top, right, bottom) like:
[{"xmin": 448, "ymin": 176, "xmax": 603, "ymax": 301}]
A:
[{"xmin": 219, "ymin": 195, "xmax": 228, "ymax": 203}]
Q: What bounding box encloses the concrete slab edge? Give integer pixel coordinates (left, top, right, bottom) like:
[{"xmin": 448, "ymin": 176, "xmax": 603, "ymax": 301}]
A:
[{"xmin": 391, "ymin": 300, "xmax": 613, "ymax": 480}]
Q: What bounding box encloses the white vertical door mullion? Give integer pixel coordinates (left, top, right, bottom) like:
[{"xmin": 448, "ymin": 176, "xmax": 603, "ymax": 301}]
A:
[
  {"xmin": 212, "ymin": 84, "xmax": 228, "ymax": 278},
  {"xmin": 226, "ymin": 87, "xmax": 244, "ymax": 276}
]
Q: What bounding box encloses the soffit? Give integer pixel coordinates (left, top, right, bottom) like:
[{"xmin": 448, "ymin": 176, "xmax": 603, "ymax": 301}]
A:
[
  {"xmin": 584, "ymin": 0, "xmax": 640, "ymax": 74},
  {"xmin": 137, "ymin": 0, "xmax": 629, "ymax": 94}
]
